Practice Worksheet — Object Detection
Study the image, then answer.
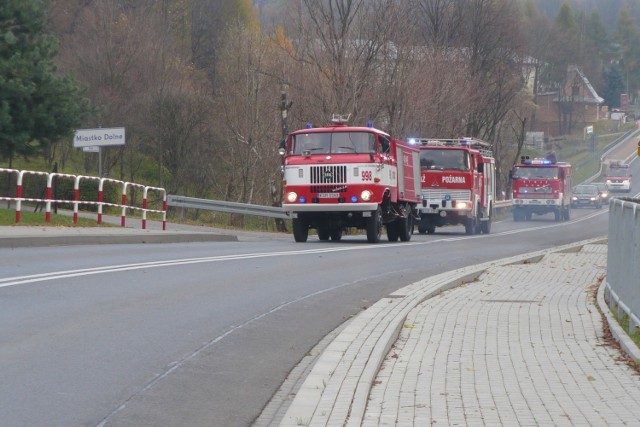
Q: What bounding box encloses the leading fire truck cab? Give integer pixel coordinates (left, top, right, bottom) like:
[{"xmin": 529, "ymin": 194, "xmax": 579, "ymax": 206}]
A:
[
  {"xmin": 605, "ymin": 160, "xmax": 632, "ymax": 193},
  {"xmin": 280, "ymin": 115, "xmax": 420, "ymax": 243},
  {"xmin": 510, "ymin": 156, "xmax": 572, "ymax": 221},
  {"xmin": 413, "ymin": 138, "xmax": 496, "ymax": 235}
]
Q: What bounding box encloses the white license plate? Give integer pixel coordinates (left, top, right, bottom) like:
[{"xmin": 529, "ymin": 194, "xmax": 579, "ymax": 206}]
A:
[
  {"xmin": 318, "ymin": 193, "xmax": 339, "ymax": 198},
  {"xmin": 422, "ymin": 208, "xmax": 438, "ymax": 213}
]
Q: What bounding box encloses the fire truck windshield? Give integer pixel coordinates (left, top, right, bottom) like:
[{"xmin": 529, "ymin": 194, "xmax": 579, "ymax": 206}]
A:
[
  {"xmin": 607, "ymin": 168, "xmax": 629, "ymax": 177},
  {"xmin": 512, "ymin": 166, "xmax": 558, "ymax": 179},
  {"xmin": 292, "ymin": 132, "xmax": 375, "ymax": 155},
  {"xmin": 420, "ymin": 149, "xmax": 469, "ymax": 171}
]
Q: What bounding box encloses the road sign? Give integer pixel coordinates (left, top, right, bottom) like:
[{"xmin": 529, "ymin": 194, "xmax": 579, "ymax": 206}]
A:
[
  {"xmin": 585, "ymin": 125, "xmax": 593, "ymax": 135},
  {"xmin": 74, "ymin": 127, "xmax": 125, "ymax": 147},
  {"xmin": 82, "ymin": 146, "xmax": 100, "ymax": 153}
]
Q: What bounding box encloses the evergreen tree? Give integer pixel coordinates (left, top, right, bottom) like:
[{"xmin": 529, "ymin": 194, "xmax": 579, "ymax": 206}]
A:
[
  {"xmin": 614, "ymin": 6, "xmax": 640, "ymax": 100},
  {"xmin": 586, "ymin": 11, "xmax": 610, "ymax": 57},
  {"xmin": 602, "ymin": 64, "xmax": 626, "ymax": 108},
  {"xmin": 0, "ymin": 0, "xmax": 88, "ymax": 167}
]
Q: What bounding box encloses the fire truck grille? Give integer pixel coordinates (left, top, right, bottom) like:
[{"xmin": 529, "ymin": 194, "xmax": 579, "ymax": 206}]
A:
[
  {"xmin": 421, "ymin": 189, "xmax": 471, "ymax": 200},
  {"xmin": 310, "ymin": 166, "xmax": 347, "ymax": 184}
]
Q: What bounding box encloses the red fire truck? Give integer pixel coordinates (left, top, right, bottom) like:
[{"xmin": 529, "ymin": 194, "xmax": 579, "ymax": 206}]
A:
[
  {"xmin": 605, "ymin": 160, "xmax": 632, "ymax": 193},
  {"xmin": 280, "ymin": 115, "xmax": 421, "ymax": 243},
  {"xmin": 413, "ymin": 138, "xmax": 496, "ymax": 235},
  {"xmin": 510, "ymin": 156, "xmax": 572, "ymax": 221}
]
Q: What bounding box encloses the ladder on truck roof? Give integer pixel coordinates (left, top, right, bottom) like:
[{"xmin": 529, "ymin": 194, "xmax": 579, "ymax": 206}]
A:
[{"xmin": 412, "ymin": 137, "xmax": 493, "ymax": 158}]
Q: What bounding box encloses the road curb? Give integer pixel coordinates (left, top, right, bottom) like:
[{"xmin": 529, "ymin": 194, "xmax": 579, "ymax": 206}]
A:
[{"xmin": 0, "ymin": 232, "xmax": 237, "ymax": 248}]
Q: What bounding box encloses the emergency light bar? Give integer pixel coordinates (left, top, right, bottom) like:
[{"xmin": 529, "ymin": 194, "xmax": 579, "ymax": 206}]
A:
[
  {"xmin": 412, "ymin": 137, "xmax": 490, "ymax": 147},
  {"xmin": 413, "ymin": 137, "xmax": 493, "ymax": 157}
]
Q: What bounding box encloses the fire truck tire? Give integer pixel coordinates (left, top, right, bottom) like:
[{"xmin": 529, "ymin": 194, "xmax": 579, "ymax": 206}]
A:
[
  {"xmin": 366, "ymin": 209, "xmax": 382, "ymax": 243},
  {"xmin": 418, "ymin": 224, "xmax": 427, "ymax": 234},
  {"xmin": 317, "ymin": 228, "xmax": 330, "ymax": 241},
  {"xmin": 464, "ymin": 217, "xmax": 476, "ymax": 235},
  {"xmin": 513, "ymin": 210, "xmax": 521, "ymax": 221},
  {"xmin": 554, "ymin": 208, "xmax": 562, "ymax": 222},
  {"xmin": 386, "ymin": 222, "xmax": 399, "ymax": 242},
  {"xmin": 292, "ymin": 218, "xmax": 309, "ymax": 242},
  {"xmin": 426, "ymin": 225, "xmax": 436, "ymax": 234},
  {"xmin": 525, "ymin": 211, "xmax": 532, "ymax": 221},
  {"xmin": 481, "ymin": 217, "xmax": 491, "ymax": 234},
  {"xmin": 564, "ymin": 207, "xmax": 571, "ymax": 220},
  {"xmin": 399, "ymin": 214, "xmax": 412, "ymax": 242},
  {"xmin": 330, "ymin": 229, "xmax": 342, "ymax": 241}
]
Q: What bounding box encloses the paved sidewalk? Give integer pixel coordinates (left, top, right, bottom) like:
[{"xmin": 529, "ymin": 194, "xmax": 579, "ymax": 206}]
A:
[{"xmin": 278, "ymin": 239, "xmax": 640, "ymax": 426}]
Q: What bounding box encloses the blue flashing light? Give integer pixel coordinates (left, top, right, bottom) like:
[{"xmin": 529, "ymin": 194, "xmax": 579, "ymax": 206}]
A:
[
  {"xmin": 299, "ymin": 196, "xmax": 306, "ymax": 203},
  {"xmin": 351, "ymin": 195, "xmax": 358, "ymax": 203},
  {"xmin": 460, "ymin": 138, "xmax": 469, "ymax": 146},
  {"xmin": 306, "ymin": 122, "xmax": 312, "ymax": 129},
  {"xmin": 367, "ymin": 121, "xmax": 373, "ymax": 128},
  {"xmin": 445, "ymin": 194, "xmax": 451, "ymax": 201},
  {"xmin": 543, "ymin": 160, "xmax": 551, "ymax": 165}
]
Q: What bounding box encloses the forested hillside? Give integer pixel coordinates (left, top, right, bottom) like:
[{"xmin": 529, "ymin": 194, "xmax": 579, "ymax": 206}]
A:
[{"xmin": 1, "ymin": 0, "xmax": 638, "ymax": 214}]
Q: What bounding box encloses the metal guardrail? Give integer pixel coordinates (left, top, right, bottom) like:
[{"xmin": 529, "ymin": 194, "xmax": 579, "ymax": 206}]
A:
[
  {"xmin": 167, "ymin": 195, "xmax": 513, "ymax": 220},
  {"xmin": 167, "ymin": 195, "xmax": 289, "ymax": 219}
]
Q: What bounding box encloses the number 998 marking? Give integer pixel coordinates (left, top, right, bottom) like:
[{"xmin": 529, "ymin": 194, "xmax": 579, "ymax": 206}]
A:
[{"xmin": 361, "ymin": 170, "xmax": 372, "ymax": 181}]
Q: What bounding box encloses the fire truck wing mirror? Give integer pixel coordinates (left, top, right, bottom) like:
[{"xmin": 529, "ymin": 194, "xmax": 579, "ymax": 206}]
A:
[
  {"xmin": 477, "ymin": 163, "xmax": 484, "ymax": 173},
  {"xmin": 278, "ymin": 139, "xmax": 286, "ymax": 156}
]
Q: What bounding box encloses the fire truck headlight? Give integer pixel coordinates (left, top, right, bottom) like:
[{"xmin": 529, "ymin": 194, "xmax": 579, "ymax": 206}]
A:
[
  {"xmin": 456, "ymin": 202, "xmax": 468, "ymax": 209},
  {"xmin": 571, "ymin": 196, "xmax": 577, "ymax": 201},
  {"xmin": 361, "ymin": 190, "xmax": 373, "ymax": 201},
  {"xmin": 286, "ymin": 192, "xmax": 298, "ymax": 203}
]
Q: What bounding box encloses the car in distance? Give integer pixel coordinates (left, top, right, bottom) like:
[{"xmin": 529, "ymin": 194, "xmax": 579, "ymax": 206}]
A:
[
  {"xmin": 571, "ymin": 184, "xmax": 602, "ymax": 209},
  {"xmin": 592, "ymin": 182, "xmax": 610, "ymax": 204}
]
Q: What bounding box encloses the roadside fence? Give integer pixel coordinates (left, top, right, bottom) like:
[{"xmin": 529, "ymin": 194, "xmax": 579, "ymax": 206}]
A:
[
  {"xmin": 0, "ymin": 168, "xmax": 166, "ymax": 230},
  {"xmin": 604, "ymin": 197, "xmax": 640, "ymax": 335}
]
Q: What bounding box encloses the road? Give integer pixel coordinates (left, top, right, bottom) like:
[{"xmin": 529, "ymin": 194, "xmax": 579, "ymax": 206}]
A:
[{"xmin": 0, "ymin": 146, "xmax": 637, "ymax": 427}]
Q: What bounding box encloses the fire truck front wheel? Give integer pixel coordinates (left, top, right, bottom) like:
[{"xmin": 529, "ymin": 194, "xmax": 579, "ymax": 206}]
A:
[
  {"xmin": 366, "ymin": 209, "xmax": 382, "ymax": 243},
  {"xmin": 292, "ymin": 218, "xmax": 309, "ymax": 242},
  {"xmin": 464, "ymin": 217, "xmax": 477, "ymax": 235}
]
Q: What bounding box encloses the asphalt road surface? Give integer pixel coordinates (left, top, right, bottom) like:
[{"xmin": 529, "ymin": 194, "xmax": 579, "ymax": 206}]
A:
[{"xmin": 0, "ymin": 152, "xmax": 637, "ymax": 427}]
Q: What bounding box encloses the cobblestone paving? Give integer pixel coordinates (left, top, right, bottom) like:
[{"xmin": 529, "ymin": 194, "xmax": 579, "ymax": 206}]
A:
[{"xmin": 364, "ymin": 244, "xmax": 640, "ymax": 426}]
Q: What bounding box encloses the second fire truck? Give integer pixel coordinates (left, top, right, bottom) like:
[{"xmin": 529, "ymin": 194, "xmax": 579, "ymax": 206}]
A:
[
  {"xmin": 510, "ymin": 155, "xmax": 572, "ymax": 221},
  {"xmin": 413, "ymin": 138, "xmax": 496, "ymax": 235}
]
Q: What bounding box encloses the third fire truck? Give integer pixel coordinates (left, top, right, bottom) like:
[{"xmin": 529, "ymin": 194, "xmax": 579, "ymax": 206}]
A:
[
  {"xmin": 605, "ymin": 160, "xmax": 632, "ymax": 193},
  {"xmin": 510, "ymin": 155, "xmax": 572, "ymax": 221},
  {"xmin": 413, "ymin": 138, "xmax": 496, "ymax": 235}
]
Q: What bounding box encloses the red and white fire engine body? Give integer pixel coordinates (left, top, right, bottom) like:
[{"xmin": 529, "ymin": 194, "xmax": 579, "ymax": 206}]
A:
[
  {"xmin": 414, "ymin": 138, "xmax": 496, "ymax": 235},
  {"xmin": 511, "ymin": 157, "xmax": 572, "ymax": 221},
  {"xmin": 280, "ymin": 117, "xmax": 421, "ymax": 243},
  {"xmin": 605, "ymin": 160, "xmax": 632, "ymax": 193}
]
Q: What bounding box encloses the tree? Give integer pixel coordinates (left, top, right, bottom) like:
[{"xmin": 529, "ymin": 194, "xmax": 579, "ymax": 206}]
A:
[
  {"xmin": 614, "ymin": 6, "xmax": 640, "ymax": 101},
  {"xmin": 0, "ymin": 0, "xmax": 88, "ymax": 168},
  {"xmin": 602, "ymin": 64, "xmax": 626, "ymax": 108}
]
